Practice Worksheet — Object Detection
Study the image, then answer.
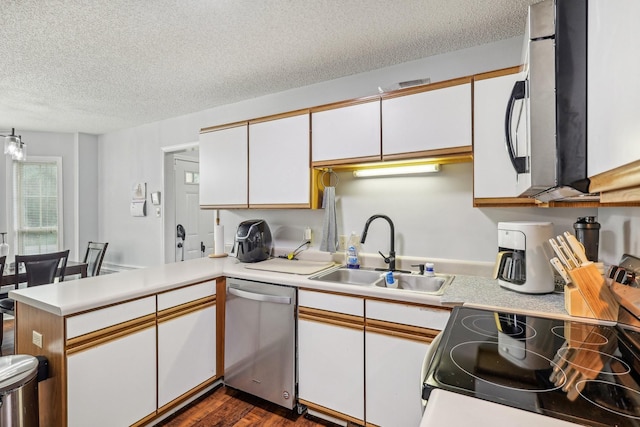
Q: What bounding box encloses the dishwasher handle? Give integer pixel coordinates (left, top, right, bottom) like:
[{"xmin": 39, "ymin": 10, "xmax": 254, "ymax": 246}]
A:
[{"xmin": 228, "ymin": 286, "xmax": 292, "ymax": 305}]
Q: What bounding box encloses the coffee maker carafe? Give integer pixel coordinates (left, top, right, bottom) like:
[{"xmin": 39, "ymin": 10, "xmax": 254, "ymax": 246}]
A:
[{"xmin": 493, "ymin": 221, "xmax": 555, "ymax": 294}]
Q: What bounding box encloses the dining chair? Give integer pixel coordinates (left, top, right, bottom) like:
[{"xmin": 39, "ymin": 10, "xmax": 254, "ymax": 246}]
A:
[
  {"xmin": 0, "ymin": 250, "xmax": 70, "ymax": 347},
  {"xmin": 83, "ymin": 242, "xmax": 108, "ymax": 277}
]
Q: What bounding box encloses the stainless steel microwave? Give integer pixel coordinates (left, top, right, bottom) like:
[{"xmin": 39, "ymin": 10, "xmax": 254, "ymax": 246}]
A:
[{"xmin": 505, "ymin": 0, "xmax": 591, "ymax": 202}]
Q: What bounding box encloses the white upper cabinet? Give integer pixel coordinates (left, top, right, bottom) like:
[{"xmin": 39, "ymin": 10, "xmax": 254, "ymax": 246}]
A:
[
  {"xmin": 473, "ymin": 68, "xmax": 524, "ymax": 199},
  {"xmin": 249, "ymin": 112, "xmax": 311, "ymax": 207},
  {"xmin": 588, "ymin": 0, "xmax": 640, "ymax": 177},
  {"xmin": 382, "ymin": 78, "xmax": 472, "ymax": 158},
  {"xmin": 311, "ymin": 99, "xmax": 381, "ymax": 165},
  {"xmin": 199, "ymin": 124, "xmax": 248, "ymax": 208}
]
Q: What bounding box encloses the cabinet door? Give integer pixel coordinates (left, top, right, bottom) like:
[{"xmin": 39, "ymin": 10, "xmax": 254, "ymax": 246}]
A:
[
  {"xmin": 311, "ymin": 100, "xmax": 381, "ymax": 164},
  {"xmin": 199, "ymin": 124, "xmax": 248, "ymax": 208},
  {"xmin": 473, "ymin": 70, "xmax": 524, "ymax": 199},
  {"xmin": 67, "ymin": 326, "xmax": 156, "ymax": 427},
  {"xmin": 158, "ymin": 304, "xmax": 216, "ymax": 408},
  {"xmin": 588, "ymin": 0, "xmax": 640, "ymax": 177},
  {"xmin": 298, "ymin": 318, "xmax": 364, "ymax": 422},
  {"xmin": 382, "ymin": 81, "xmax": 472, "ymax": 156},
  {"xmin": 366, "ymin": 331, "xmax": 429, "ymax": 427},
  {"xmin": 249, "ymin": 113, "xmax": 310, "ymax": 206}
]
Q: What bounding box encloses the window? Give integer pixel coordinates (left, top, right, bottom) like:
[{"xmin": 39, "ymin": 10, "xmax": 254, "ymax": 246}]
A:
[{"xmin": 13, "ymin": 157, "xmax": 63, "ymax": 254}]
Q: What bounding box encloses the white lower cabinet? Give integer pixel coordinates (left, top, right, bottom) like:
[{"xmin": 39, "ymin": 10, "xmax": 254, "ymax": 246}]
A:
[
  {"xmin": 298, "ymin": 289, "xmax": 365, "ymax": 424},
  {"xmin": 158, "ymin": 304, "xmax": 216, "ymax": 407},
  {"xmin": 365, "ymin": 331, "xmax": 429, "ymax": 427},
  {"xmin": 67, "ymin": 325, "xmax": 157, "ymax": 427}
]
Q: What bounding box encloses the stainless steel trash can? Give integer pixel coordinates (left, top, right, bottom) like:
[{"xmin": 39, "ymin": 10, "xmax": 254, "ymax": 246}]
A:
[{"xmin": 0, "ymin": 355, "xmax": 39, "ymax": 427}]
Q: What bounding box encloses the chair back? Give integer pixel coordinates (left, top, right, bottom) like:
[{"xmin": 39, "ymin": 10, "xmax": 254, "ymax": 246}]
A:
[
  {"xmin": 83, "ymin": 242, "xmax": 108, "ymax": 277},
  {"xmin": 15, "ymin": 250, "xmax": 70, "ymax": 287},
  {"xmin": 0, "ymin": 256, "xmax": 5, "ymax": 278}
]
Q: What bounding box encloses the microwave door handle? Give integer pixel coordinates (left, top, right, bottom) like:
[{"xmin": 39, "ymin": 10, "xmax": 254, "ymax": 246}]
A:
[{"xmin": 504, "ymin": 79, "xmax": 528, "ymax": 174}]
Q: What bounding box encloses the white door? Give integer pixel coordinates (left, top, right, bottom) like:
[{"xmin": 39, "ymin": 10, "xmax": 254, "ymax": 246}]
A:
[{"xmin": 174, "ymin": 157, "xmax": 215, "ymax": 261}]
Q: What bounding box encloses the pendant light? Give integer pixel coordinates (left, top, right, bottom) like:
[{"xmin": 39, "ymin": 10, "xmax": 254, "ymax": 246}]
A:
[{"xmin": 3, "ymin": 128, "xmax": 26, "ymax": 161}]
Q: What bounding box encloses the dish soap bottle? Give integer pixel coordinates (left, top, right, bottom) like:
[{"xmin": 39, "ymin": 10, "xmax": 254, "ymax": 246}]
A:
[{"xmin": 346, "ymin": 232, "xmax": 360, "ymax": 269}]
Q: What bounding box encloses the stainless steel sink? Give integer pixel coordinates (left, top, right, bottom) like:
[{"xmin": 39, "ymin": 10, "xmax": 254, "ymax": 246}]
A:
[
  {"xmin": 309, "ymin": 267, "xmax": 384, "ymax": 286},
  {"xmin": 309, "ymin": 267, "xmax": 454, "ymax": 295},
  {"xmin": 377, "ymin": 273, "xmax": 454, "ymax": 295}
]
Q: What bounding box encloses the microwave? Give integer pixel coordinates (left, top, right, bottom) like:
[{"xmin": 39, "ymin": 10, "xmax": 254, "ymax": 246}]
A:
[{"xmin": 505, "ymin": 0, "xmax": 591, "ymax": 202}]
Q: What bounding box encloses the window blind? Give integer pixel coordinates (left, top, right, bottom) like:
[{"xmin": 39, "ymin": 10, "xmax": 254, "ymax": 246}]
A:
[{"xmin": 13, "ymin": 159, "xmax": 61, "ymax": 255}]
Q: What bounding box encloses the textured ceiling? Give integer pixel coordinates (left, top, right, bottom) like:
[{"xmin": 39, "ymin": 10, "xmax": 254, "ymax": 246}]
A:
[{"xmin": 0, "ymin": 0, "xmax": 538, "ymax": 135}]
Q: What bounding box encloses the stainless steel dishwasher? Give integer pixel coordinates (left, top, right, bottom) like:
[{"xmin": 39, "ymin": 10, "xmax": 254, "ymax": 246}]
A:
[{"xmin": 224, "ymin": 277, "xmax": 297, "ymax": 409}]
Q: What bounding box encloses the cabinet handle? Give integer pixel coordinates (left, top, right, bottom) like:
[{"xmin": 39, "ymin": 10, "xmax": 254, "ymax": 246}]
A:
[{"xmin": 504, "ymin": 79, "xmax": 528, "ymax": 174}]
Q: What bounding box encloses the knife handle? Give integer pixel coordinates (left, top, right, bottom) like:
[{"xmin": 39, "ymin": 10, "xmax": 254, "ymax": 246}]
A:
[{"xmin": 563, "ymin": 232, "xmax": 590, "ymax": 265}]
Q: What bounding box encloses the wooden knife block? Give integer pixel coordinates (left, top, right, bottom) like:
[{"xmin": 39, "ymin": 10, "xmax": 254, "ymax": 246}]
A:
[{"xmin": 566, "ymin": 263, "xmax": 619, "ymax": 321}]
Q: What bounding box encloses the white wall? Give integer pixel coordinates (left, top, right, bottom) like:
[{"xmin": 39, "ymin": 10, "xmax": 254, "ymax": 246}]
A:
[
  {"xmin": 96, "ymin": 35, "xmax": 639, "ymax": 269},
  {"xmin": 76, "ymin": 133, "xmax": 99, "ymax": 258}
]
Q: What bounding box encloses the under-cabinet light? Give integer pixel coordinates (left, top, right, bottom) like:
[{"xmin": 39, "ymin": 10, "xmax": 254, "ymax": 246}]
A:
[{"xmin": 352, "ymin": 164, "xmax": 441, "ymax": 178}]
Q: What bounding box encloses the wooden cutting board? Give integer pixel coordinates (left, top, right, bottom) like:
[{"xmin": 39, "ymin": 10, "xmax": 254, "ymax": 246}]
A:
[{"xmin": 244, "ymin": 258, "xmax": 336, "ymax": 275}]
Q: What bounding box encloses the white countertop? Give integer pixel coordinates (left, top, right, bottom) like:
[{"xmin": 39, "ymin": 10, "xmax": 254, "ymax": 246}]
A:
[{"xmin": 10, "ymin": 255, "xmax": 570, "ymax": 318}]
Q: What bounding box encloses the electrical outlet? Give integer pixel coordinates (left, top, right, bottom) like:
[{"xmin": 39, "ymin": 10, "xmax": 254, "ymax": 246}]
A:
[
  {"xmin": 338, "ymin": 235, "xmax": 348, "ymax": 251},
  {"xmin": 32, "ymin": 331, "xmax": 43, "ymax": 348}
]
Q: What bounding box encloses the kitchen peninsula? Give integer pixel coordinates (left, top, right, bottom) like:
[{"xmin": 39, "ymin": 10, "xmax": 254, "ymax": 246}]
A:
[{"xmin": 10, "ymin": 255, "xmax": 570, "ymax": 426}]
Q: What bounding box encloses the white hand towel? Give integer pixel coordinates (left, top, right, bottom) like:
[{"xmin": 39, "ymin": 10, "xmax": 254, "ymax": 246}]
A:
[{"xmin": 320, "ymin": 186, "xmax": 338, "ymax": 253}]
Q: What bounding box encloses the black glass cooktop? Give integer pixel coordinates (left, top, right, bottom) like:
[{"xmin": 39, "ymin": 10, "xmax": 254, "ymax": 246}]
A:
[{"xmin": 423, "ymin": 306, "xmax": 640, "ymax": 427}]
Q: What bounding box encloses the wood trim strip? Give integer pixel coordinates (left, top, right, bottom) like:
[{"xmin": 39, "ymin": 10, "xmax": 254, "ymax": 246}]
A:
[
  {"xmin": 473, "ymin": 65, "xmax": 523, "ymax": 82},
  {"xmin": 380, "ymin": 75, "xmax": 473, "ymax": 100},
  {"xmin": 589, "ymin": 159, "xmax": 640, "ymax": 193},
  {"xmin": 131, "ymin": 411, "xmax": 158, "ymax": 427},
  {"xmin": 299, "ymin": 307, "xmax": 364, "ymax": 330},
  {"xmin": 299, "ymin": 287, "xmax": 367, "ymax": 300},
  {"xmin": 200, "ymin": 203, "xmax": 249, "ymax": 210},
  {"xmin": 473, "ymin": 197, "xmax": 539, "ymax": 207},
  {"xmin": 200, "ymin": 121, "xmax": 247, "ymax": 134},
  {"xmin": 249, "ymin": 109, "xmax": 310, "ymax": 124},
  {"xmin": 312, "ymin": 155, "xmax": 382, "ymax": 168},
  {"xmin": 66, "ymin": 315, "xmax": 156, "ymax": 353},
  {"xmin": 299, "ymin": 399, "xmax": 364, "ymax": 425},
  {"xmin": 216, "ymin": 278, "xmax": 226, "ymax": 377},
  {"xmin": 600, "ymin": 186, "xmax": 640, "ymax": 203},
  {"xmin": 382, "ymin": 146, "xmax": 472, "ymax": 162},
  {"xmin": 364, "ymin": 296, "xmax": 453, "ymax": 312},
  {"xmin": 310, "ymin": 95, "xmax": 381, "ymax": 113},
  {"xmin": 365, "ymin": 319, "xmax": 441, "ymax": 343},
  {"xmin": 157, "ymin": 297, "xmax": 216, "ymax": 323},
  {"xmin": 247, "ymin": 203, "xmax": 311, "ymax": 209}
]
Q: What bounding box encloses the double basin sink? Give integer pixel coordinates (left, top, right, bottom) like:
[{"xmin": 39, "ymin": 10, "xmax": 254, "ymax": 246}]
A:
[{"xmin": 309, "ymin": 267, "xmax": 454, "ymax": 295}]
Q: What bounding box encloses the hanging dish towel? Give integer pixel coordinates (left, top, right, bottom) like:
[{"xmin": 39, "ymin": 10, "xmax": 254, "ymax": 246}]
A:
[{"xmin": 320, "ymin": 186, "xmax": 338, "ymax": 253}]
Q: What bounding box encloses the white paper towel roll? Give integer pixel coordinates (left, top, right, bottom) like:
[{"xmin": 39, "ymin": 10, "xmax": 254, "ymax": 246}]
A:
[{"xmin": 214, "ymin": 225, "xmax": 225, "ymax": 255}]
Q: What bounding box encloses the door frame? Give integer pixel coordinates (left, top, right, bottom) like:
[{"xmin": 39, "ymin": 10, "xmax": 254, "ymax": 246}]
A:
[{"xmin": 161, "ymin": 142, "xmax": 198, "ymax": 264}]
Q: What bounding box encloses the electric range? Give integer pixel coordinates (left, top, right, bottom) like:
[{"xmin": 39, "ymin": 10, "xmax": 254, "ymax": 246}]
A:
[{"xmin": 423, "ymin": 306, "xmax": 640, "ymax": 426}]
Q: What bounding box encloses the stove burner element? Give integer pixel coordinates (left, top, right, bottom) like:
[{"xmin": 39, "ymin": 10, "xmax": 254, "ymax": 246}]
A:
[
  {"xmin": 551, "ymin": 325, "xmax": 609, "ymax": 346},
  {"xmin": 461, "ymin": 314, "xmax": 537, "ymax": 340},
  {"xmin": 577, "ymin": 380, "xmax": 640, "ymax": 419},
  {"xmin": 450, "ymin": 341, "xmax": 565, "ymax": 392},
  {"xmin": 556, "ymin": 347, "xmax": 630, "ymax": 376}
]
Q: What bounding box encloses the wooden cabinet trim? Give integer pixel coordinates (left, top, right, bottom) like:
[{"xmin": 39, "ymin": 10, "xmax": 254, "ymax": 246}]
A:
[
  {"xmin": 589, "ymin": 158, "xmax": 640, "ymax": 193},
  {"xmin": 157, "ymin": 296, "xmax": 216, "ymax": 323},
  {"xmin": 299, "ymin": 399, "xmax": 364, "ymax": 425},
  {"xmin": 473, "ymin": 65, "xmax": 523, "ymax": 82},
  {"xmin": 200, "ymin": 203, "xmax": 249, "ymax": 210},
  {"xmin": 155, "ymin": 378, "xmax": 219, "ymax": 420},
  {"xmin": 310, "ymin": 95, "xmax": 380, "ymax": 113},
  {"xmin": 200, "ymin": 121, "xmax": 248, "ymax": 133},
  {"xmin": 312, "ymin": 155, "xmax": 382, "ymax": 168},
  {"xmin": 248, "ymin": 202, "xmax": 311, "ymax": 209},
  {"xmin": 66, "ymin": 316, "xmax": 156, "ymax": 355},
  {"xmin": 249, "ymin": 109, "xmax": 310, "ymax": 124},
  {"xmin": 366, "ymin": 319, "xmax": 440, "ymax": 343},
  {"xmin": 364, "ymin": 295, "xmax": 453, "ymax": 312},
  {"xmin": 382, "ymin": 146, "xmax": 472, "ymax": 162},
  {"xmin": 380, "ymin": 75, "xmax": 473, "ymax": 100},
  {"xmin": 299, "ymin": 306, "xmax": 364, "ymax": 330}
]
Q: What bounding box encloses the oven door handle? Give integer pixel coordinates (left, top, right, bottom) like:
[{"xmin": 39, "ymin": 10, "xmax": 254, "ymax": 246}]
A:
[
  {"xmin": 504, "ymin": 79, "xmax": 528, "ymax": 174},
  {"xmin": 228, "ymin": 286, "xmax": 292, "ymax": 305}
]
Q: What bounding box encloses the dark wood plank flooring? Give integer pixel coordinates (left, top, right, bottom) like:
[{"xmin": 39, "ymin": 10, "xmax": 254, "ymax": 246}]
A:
[{"xmin": 158, "ymin": 386, "xmax": 340, "ymax": 427}]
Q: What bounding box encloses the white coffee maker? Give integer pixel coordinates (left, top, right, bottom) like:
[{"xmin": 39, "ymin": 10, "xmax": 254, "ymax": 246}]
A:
[{"xmin": 493, "ymin": 221, "xmax": 555, "ymax": 294}]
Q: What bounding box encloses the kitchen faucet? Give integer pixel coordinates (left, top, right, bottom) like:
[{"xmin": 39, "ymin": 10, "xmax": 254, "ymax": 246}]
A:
[{"xmin": 360, "ymin": 214, "xmax": 408, "ymax": 272}]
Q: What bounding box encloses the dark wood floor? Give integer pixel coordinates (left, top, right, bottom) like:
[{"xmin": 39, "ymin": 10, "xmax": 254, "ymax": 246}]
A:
[{"xmin": 158, "ymin": 386, "xmax": 340, "ymax": 427}]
